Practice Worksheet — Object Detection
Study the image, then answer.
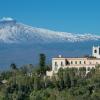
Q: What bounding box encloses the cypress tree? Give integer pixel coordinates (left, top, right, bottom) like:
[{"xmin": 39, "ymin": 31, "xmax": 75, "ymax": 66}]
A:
[{"xmin": 39, "ymin": 53, "xmax": 46, "ymax": 75}]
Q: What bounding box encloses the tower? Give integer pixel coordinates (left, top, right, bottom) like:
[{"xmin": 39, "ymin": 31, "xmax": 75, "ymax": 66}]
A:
[{"xmin": 92, "ymin": 46, "xmax": 100, "ymax": 58}]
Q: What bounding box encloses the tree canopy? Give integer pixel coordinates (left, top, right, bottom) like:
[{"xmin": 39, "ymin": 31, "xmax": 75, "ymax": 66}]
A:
[{"xmin": 0, "ymin": 56, "xmax": 100, "ymax": 100}]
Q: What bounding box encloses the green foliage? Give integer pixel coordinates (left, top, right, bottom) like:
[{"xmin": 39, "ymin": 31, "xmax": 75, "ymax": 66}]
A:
[
  {"xmin": 39, "ymin": 53, "xmax": 46, "ymax": 76},
  {"xmin": 10, "ymin": 63, "xmax": 17, "ymax": 70},
  {"xmin": 1, "ymin": 59, "xmax": 100, "ymax": 99}
]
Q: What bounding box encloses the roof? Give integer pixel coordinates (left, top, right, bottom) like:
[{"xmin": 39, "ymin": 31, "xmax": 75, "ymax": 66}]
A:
[{"xmin": 53, "ymin": 56, "xmax": 100, "ymax": 60}]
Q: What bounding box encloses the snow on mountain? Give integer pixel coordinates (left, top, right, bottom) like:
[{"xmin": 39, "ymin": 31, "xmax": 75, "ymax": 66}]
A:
[
  {"xmin": 0, "ymin": 17, "xmax": 15, "ymax": 21},
  {"xmin": 0, "ymin": 17, "xmax": 100, "ymax": 43}
]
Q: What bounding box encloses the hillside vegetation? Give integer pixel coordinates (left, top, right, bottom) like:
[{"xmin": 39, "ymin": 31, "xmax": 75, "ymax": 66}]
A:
[{"xmin": 0, "ymin": 54, "xmax": 100, "ymax": 100}]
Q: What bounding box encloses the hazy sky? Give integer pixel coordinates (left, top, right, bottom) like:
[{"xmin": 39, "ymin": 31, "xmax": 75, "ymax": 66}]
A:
[{"xmin": 0, "ymin": 0, "xmax": 100, "ymax": 34}]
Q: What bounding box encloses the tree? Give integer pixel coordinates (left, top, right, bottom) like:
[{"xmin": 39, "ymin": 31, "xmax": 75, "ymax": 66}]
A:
[
  {"xmin": 69, "ymin": 68, "xmax": 78, "ymax": 87},
  {"xmin": 58, "ymin": 68, "xmax": 65, "ymax": 90},
  {"xmin": 79, "ymin": 67, "xmax": 86, "ymax": 78},
  {"xmin": 34, "ymin": 75, "xmax": 41, "ymax": 90},
  {"xmin": 10, "ymin": 63, "xmax": 17, "ymax": 71},
  {"xmin": 39, "ymin": 54, "xmax": 46, "ymax": 75}
]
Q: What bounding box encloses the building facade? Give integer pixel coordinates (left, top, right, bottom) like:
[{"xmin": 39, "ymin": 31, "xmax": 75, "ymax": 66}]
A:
[
  {"xmin": 92, "ymin": 46, "xmax": 100, "ymax": 58},
  {"xmin": 47, "ymin": 46, "xmax": 100, "ymax": 77}
]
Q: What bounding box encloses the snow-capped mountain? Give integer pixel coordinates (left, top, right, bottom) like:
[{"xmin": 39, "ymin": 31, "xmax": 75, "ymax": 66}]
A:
[
  {"xmin": 0, "ymin": 17, "xmax": 100, "ymax": 69},
  {"xmin": 0, "ymin": 17, "xmax": 100, "ymax": 43}
]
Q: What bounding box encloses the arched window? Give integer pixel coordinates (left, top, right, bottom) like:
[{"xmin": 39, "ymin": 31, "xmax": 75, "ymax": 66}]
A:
[{"xmin": 94, "ymin": 49, "xmax": 97, "ymax": 53}]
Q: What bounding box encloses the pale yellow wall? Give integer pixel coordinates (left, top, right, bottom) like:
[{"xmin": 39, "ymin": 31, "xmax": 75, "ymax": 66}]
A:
[
  {"xmin": 52, "ymin": 57, "xmax": 100, "ymax": 73},
  {"xmin": 46, "ymin": 46, "xmax": 100, "ymax": 77},
  {"xmin": 46, "ymin": 57, "xmax": 100, "ymax": 77},
  {"xmin": 46, "ymin": 71, "xmax": 54, "ymax": 77},
  {"xmin": 52, "ymin": 58, "xmax": 65, "ymax": 71}
]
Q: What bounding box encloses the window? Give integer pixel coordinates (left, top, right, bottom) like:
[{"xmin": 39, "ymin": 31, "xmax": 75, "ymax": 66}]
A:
[
  {"xmin": 71, "ymin": 61, "xmax": 73, "ymax": 64},
  {"xmin": 84, "ymin": 61, "xmax": 86, "ymax": 64},
  {"xmin": 87, "ymin": 67, "xmax": 90, "ymax": 71},
  {"xmin": 79, "ymin": 61, "xmax": 81, "ymax": 64},
  {"xmin": 65, "ymin": 59, "xmax": 69, "ymax": 65},
  {"xmin": 54, "ymin": 62, "xmax": 58, "ymax": 71},
  {"xmin": 61, "ymin": 62, "xmax": 63, "ymax": 66},
  {"xmin": 75, "ymin": 61, "xmax": 77, "ymax": 64},
  {"xmin": 94, "ymin": 49, "xmax": 97, "ymax": 53},
  {"xmin": 55, "ymin": 62, "xmax": 57, "ymax": 66}
]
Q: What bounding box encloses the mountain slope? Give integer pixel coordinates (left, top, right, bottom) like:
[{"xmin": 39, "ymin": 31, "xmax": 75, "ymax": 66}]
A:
[
  {"xmin": 0, "ymin": 17, "xmax": 100, "ymax": 69},
  {"xmin": 0, "ymin": 17, "xmax": 100, "ymax": 43}
]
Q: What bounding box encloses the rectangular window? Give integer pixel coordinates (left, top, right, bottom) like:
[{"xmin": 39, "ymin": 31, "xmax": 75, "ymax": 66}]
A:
[
  {"xmin": 55, "ymin": 62, "xmax": 57, "ymax": 66},
  {"xmin": 54, "ymin": 62, "xmax": 58, "ymax": 71},
  {"xmin": 89, "ymin": 62, "xmax": 92, "ymax": 64},
  {"xmin": 87, "ymin": 67, "xmax": 90, "ymax": 71},
  {"xmin": 84, "ymin": 61, "xmax": 86, "ymax": 64},
  {"xmin": 79, "ymin": 61, "xmax": 81, "ymax": 64},
  {"xmin": 71, "ymin": 61, "xmax": 73, "ymax": 64},
  {"xmin": 75, "ymin": 61, "xmax": 77, "ymax": 64},
  {"xmin": 94, "ymin": 49, "xmax": 97, "ymax": 53},
  {"xmin": 61, "ymin": 62, "xmax": 63, "ymax": 66},
  {"xmin": 65, "ymin": 59, "xmax": 69, "ymax": 65}
]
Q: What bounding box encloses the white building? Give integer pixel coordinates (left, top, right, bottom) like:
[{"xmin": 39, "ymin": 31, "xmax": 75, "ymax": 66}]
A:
[
  {"xmin": 47, "ymin": 46, "xmax": 100, "ymax": 77},
  {"xmin": 92, "ymin": 46, "xmax": 100, "ymax": 58}
]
